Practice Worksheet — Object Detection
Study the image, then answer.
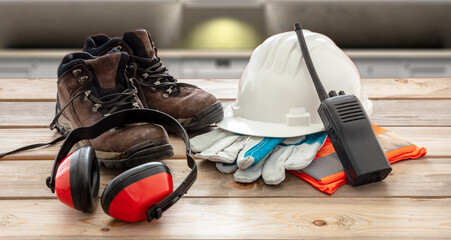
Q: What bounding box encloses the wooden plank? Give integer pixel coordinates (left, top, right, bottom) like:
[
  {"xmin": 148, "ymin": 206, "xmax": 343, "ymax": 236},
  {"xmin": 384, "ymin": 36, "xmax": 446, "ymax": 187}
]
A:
[
  {"xmin": 0, "ymin": 129, "xmax": 186, "ymax": 160},
  {"xmin": 0, "ymin": 78, "xmax": 57, "ymax": 101},
  {"xmin": 0, "ymin": 102, "xmax": 55, "ymax": 128},
  {"xmin": 0, "ymin": 157, "xmax": 449, "ymax": 199},
  {"xmin": 2, "ymin": 99, "xmax": 451, "ymax": 128},
  {"xmin": 0, "ymin": 101, "xmax": 227, "ymax": 128},
  {"xmin": 369, "ymin": 100, "xmax": 451, "ymax": 127},
  {"xmin": 1, "ymin": 78, "xmax": 451, "ymax": 102},
  {"xmin": 0, "ymin": 78, "xmax": 238, "ymax": 102},
  {"xmin": 0, "ymin": 198, "xmax": 450, "ymax": 239},
  {"xmin": 362, "ymin": 78, "xmax": 451, "ymax": 100},
  {"xmin": 386, "ymin": 127, "xmax": 451, "ymax": 158},
  {"xmin": 0, "ymin": 127, "xmax": 447, "ymax": 161}
]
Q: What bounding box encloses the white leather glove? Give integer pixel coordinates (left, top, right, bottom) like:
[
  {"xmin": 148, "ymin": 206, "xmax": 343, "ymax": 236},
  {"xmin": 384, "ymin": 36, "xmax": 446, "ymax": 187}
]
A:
[{"xmin": 190, "ymin": 129, "xmax": 327, "ymax": 185}]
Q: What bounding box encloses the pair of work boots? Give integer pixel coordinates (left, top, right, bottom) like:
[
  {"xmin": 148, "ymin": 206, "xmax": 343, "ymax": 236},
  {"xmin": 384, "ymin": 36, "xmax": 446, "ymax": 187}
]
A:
[{"xmin": 52, "ymin": 29, "xmax": 223, "ymax": 168}]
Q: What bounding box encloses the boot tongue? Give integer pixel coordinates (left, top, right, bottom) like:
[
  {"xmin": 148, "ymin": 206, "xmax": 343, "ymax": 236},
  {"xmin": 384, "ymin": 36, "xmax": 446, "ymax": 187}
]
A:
[
  {"xmin": 122, "ymin": 29, "xmax": 175, "ymax": 85},
  {"xmin": 86, "ymin": 52, "xmax": 130, "ymax": 98},
  {"xmin": 123, "ymin": 29, "xmax": 157, "ymax": 67}
]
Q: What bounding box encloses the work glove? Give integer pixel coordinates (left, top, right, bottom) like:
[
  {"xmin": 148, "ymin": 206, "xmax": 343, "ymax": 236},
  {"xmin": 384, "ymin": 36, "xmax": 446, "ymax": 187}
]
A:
[{"xmin": 190, "ymin": 129, "xmax": 327, "ymax": 185}]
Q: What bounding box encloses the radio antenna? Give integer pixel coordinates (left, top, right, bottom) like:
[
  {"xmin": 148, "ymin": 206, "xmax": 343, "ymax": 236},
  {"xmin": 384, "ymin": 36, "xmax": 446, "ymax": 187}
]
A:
[{"xmin": 294, "ymin": 22, "xmax": 329, "ymax": 101}]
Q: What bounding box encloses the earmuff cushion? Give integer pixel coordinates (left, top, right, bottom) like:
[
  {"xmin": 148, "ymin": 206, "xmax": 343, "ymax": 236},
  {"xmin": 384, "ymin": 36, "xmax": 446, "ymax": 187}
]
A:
[
  {"xmin": 69, "ymin": 146, "xmax": 100, "ymax": 213},
  {"xmin": 101, "ymin": 162, "xmax": 172, "ymax": 222}
]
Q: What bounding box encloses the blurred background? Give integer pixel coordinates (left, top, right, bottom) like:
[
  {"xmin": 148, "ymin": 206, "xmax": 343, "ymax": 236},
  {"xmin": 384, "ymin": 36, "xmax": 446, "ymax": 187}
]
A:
[{"xmin": 0, "ymin": 0, "xmax": 450, "ymax": 78}]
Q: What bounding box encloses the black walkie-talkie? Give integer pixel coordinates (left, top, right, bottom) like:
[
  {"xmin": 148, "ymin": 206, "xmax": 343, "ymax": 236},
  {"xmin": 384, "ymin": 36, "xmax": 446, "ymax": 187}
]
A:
[{"xmin": 294, "ymin": 23, "xmax": 392, "ymax": 186}]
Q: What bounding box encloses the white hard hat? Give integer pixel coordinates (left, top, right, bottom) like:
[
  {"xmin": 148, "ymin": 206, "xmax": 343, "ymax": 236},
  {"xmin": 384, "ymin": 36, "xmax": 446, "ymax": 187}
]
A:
[{"xmin": 217, "ymin": 30, "xmax": 372, "ymax": 137}]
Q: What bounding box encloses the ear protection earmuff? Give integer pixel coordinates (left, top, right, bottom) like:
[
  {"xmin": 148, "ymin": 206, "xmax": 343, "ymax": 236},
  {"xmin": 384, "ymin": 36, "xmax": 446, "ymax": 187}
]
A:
[{"xmin": 46, "ymin": 109, "xmax": 197, "ymax": 223}]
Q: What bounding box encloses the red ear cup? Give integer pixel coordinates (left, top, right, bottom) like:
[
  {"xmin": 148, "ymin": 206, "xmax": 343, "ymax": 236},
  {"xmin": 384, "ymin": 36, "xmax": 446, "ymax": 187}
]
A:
[
  {"xmin": 54, "ymin": 151, "xmax": 75, "ymax": 208},
  {"xmin": 55, "ymin": 146, "xmax": 100, "ymax": 213},
  {"xmin": 101, "ymin": 162, "xmax": 173, "ymax": 222}
]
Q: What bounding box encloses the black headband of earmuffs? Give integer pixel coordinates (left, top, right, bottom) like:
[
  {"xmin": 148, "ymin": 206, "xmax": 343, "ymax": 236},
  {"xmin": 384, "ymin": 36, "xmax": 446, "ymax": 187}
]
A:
[{"xmin": 46, "ymin": 108, "xmax": 197, "ymax": 222}]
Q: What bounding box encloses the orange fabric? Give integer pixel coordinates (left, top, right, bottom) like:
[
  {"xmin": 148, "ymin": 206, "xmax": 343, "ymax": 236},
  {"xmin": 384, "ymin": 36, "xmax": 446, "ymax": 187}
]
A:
[
  {"xmin": 372, "ymin": 124, "xmax": 389, "ymax": 135},
  {"xmin": 290, "ymin": 125, "xmax": 427, "ymax": 195},
  {"xmin": 315, "ymin": 138, "xmax": 335, "ymax": 158},
  {"xmin": 291, "ymin": 171, "xmax": 348, "ymax": 194}
]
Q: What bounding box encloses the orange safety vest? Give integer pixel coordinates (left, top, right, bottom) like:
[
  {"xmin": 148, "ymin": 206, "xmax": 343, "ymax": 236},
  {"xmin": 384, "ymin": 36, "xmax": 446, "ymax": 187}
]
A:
[{"xmin": 290, "ymin": 124, "xmax": 427, "ymax": 194}]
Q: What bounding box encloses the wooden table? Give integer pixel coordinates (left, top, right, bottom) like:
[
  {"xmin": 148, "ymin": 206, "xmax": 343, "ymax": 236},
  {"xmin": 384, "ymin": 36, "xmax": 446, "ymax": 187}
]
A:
[{"xmin": 0, "ymin": 78, "xmax": 450, "ymax": 239}]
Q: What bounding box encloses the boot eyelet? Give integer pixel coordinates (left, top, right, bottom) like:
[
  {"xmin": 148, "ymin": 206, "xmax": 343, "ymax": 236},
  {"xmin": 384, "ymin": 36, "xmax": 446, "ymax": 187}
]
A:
[
  {"xmin": 78, "ymin": 76, "xmax": 88, "ymax": 84},
  {"xmin": 92, "ymin": 104, "xmax": 101, "ymax": 112},
  {"xmin": 84, "ymin": 90, "xmax": 91, "ymax": 101},
  {"xmin": 163, "ymin": 93, "xmax": 169, "ymax": 98},
  {"xmin": 151, "ymin": 87, "xmax": 156, "ymax": 91},
  {"xmin": 127, "ymin": 64, "xmax": 135, "ymax": 70},
  {"xmin": 72, "ymin": 69, "xmax": 82, "ymax": 77}
]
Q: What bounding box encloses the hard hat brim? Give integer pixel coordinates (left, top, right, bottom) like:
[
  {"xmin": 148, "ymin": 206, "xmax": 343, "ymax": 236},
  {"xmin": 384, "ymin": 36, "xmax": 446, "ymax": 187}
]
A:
[
  {"xmin": 217, "ymin": 104, "xmax": 325, "ymax": 137},
  {"xmin": 217, "ymin": 97, "xmax": 373, "ymax": 138}
]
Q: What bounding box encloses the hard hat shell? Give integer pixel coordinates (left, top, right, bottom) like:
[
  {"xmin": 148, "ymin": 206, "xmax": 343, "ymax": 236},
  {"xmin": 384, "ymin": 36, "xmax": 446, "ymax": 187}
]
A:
[{"xmin": 217, "ymin": 30, "xmax": 372, "ymax": 137}]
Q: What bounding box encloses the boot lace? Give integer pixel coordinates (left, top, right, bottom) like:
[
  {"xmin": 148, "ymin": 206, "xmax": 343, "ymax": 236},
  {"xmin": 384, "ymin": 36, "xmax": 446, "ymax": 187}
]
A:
[
  {"xmin": 1, "ymin": 75, "xmax": 140, "ymax": 159},
  {"xmin": 127, "ymin": 55, "xmax": 198, "ymax": 99},
  {"xmin": 49, "ymin": 87, "xmax": 139, "ymax": 130}
]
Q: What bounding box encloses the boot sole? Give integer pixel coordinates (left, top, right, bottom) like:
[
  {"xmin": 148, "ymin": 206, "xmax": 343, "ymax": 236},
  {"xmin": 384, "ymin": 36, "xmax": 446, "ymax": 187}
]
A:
[
  {"xmin": 98, "ymin": 141, "xmax": 173, "ymax": 168},
  {"xmin": 183, "ymin": 101, "xmax": 224, "ymax": 131},
  {"xmin": 53, "ymin": 102, "xmax": 174, "ymax": 168}
]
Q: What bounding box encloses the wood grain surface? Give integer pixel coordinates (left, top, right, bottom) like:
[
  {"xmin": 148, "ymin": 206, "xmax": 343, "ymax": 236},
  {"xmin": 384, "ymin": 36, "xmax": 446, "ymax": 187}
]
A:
[
  {"xmin": 0, "ymin": 127, "xmax": 448, "ymax": 160},
  {"xmin": 2, "ymin": 100, "xmax": 451, "ymax": 128},
  {"xmin": 1, "ymin": 78, "xmax": 451, "ymax": 102},
  {"xmin": 0, "ymin": 198, "xmax": 450, "ymax": 239},
  {"xmin": 0, "ymin": 78, "xmax": 450, "ymax": 239},
  {"xmin": 0, "ymin": 157, "xmax": 449, "ymax": 199}
]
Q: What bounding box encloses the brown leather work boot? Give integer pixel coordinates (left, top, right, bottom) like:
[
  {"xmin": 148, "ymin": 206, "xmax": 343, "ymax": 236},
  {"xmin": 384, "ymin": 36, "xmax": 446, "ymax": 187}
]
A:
[
  {"xmin": 83, "ymin": 29, "xmax": 224, "ymax": 131},
  {"xmin": 51, "ymin": 51, "xmax": 173, "ymax": 168}
]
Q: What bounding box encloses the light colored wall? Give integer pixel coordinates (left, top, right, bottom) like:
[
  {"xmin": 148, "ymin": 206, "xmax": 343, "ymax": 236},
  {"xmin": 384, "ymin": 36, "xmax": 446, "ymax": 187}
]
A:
[
  {"xmin": 0, "ymin": 1, "xmax": 182, "ymax": 48},
  {"xmin": 0, "ymin": 0, "xmax": 450, "ymax": 49},
  {"xmin": 265, "ymin": 0, "xmax": 451, "ymax": 48},
  {"xmin": 181, "ymin": 6, "xmax": 265, "ymax": 49}
]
